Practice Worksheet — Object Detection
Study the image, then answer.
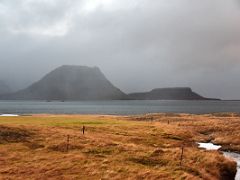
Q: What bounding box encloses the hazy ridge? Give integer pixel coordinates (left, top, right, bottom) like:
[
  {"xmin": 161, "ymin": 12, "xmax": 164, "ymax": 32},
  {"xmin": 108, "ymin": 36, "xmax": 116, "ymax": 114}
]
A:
[{"xmin": 0, "ymin": 65, "xmax": 218, "ymax": 101}]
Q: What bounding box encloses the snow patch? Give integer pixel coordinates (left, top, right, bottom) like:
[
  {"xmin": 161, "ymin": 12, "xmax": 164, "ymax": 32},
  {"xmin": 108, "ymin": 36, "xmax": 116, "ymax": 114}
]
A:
[
  {"xmin": 0, "ymin": 114, "xmax": 19, "ymax": 117},
  {"xmin": 197, "ymin": 142, "xmax": 221, "ymax": 150}
]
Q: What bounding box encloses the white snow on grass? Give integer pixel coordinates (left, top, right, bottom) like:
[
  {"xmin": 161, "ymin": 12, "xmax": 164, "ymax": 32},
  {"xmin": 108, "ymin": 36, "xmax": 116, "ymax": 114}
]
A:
[
  {"xmin": 0, "ymin": 114, "xmax": 19, "ymax": 117},
  {"xmin": 197, "ymin": 142, "xmax": 221, "ymax": 150}
]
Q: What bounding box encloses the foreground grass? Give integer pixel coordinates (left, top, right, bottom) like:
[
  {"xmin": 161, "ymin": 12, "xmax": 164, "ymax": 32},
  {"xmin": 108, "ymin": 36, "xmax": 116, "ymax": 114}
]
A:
[{"xmin": 0, "ymin": 114, "xmax": 238, "ymax": 179}]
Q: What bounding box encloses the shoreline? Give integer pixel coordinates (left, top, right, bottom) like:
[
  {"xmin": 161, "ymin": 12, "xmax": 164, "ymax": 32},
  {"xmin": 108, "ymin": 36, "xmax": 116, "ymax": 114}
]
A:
[{"xmin": 1, "ymin": 111, "xmax": 240, "ymax": 115}]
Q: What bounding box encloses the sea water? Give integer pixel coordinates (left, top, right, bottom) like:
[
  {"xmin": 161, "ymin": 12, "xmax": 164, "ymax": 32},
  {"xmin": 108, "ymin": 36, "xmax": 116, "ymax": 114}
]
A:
[{"xmin": 0, "ymin": 100, "xmax": 240, "ymax": 115}]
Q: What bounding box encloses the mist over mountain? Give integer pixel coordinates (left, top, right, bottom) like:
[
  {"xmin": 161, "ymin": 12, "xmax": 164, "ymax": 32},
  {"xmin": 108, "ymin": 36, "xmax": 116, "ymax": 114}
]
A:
[
  {"xmin": 0, "ymin": 1, "xmax": 240, "ymax": 99},
  {"xmin": 0, "ymin": 80, "xmax": 11, "ymax": 95},
  {"xmin": 2, "ymin": 65, "xmax": 128, "ymax": 100},
  {"xmin": 0, "ymin": 65, "xmax": 218, "ymax": 101}
]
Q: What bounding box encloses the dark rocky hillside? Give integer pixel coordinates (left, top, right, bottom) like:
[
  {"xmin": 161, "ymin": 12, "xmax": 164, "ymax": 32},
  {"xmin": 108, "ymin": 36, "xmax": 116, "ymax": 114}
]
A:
[
  {"xmin": 1, "ymin": 65, "xmax": 128, "ymax": 100},
  {"xmin": 128, "ymin": 87, "xmax": 219, "ymax": 100},
  {"xmin": 0, "ymin": 66, "xmax": 219, "ymax": 101}
]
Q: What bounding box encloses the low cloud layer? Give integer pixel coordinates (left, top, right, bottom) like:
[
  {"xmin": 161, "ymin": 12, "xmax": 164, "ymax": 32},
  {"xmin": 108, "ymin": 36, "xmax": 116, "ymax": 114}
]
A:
[{"xmin": 0, "ymin": 0, "xmax": 240, "ymax": 99}]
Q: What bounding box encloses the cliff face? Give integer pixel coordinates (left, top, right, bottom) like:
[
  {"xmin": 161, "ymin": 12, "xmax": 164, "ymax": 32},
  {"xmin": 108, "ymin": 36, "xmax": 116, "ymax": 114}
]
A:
[
  {"xmin": 2, "ymin": 65, "xmax": 128, "ymax": 100},
  {"xmin": 128, "ymin": 87, "xmax": 217, "ymax": 100}
]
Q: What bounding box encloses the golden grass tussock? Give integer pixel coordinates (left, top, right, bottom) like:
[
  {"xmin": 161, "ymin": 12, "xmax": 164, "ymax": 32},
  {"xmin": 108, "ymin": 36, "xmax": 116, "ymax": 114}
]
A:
[
  {"xmin": 0, "ymin": 125, "xmax": 32, "ymax": 143},
  {"xmin": 0, "ymin": 113, "xmax": 238, "ymax": 179}
]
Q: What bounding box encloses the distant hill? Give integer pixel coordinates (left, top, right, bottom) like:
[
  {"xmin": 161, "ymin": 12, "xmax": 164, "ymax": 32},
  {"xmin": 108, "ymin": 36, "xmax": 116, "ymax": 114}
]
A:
[
  {"xmin": 1, "ymin": 65, "xmax": 128, "ymax": 100},
  {"xmin": 0, "ymin": 80, "xmax": 11, "ymax": 95},
  {"xmin": 128, "ymin": 87, "xmax": 220, "ymax": 100},
  {"xmin": 0, "ymin": 66, "xmax": 219, "ymax": 101}
]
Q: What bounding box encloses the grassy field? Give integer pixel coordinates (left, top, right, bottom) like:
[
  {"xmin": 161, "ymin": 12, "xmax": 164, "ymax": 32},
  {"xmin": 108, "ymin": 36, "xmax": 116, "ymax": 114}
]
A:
[{"xmin": 0, "ymin": 113, "xmax": 239, "ymax": 180}]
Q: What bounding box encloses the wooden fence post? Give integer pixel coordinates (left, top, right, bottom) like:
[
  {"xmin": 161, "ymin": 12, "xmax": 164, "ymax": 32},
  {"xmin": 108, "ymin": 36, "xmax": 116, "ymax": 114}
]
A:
[
  {"xmin": 180, "ymin": 145, "xmax": 184, "ymax": 166},
  {"xmin": 82, "ymin": 125, "xmax": 85, "ymax": 135},
  {"xmin": 66, "ymin": 135, "xmax": 70, "ymax": 152}
]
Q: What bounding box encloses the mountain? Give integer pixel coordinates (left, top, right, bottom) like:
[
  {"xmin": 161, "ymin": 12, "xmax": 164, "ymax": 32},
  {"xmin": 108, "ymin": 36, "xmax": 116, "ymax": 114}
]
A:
[
  {"xmin": 1, "ymin": 65, "xmax": 128, "ymax": 100},
  {"xmin": 0, "ymin": 80, "xmax": 11, "ymax": 95},
  {"xmin": 128, "ymin": 87, "xmax": 219, "ymax": 100},
  {"xmin": 0, "ymin": 66, "xmax": 219, "ymax": 101}
]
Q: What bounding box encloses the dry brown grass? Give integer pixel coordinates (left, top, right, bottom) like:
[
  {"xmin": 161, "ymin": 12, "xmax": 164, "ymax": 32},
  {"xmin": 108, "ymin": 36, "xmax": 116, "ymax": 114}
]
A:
[{"xmin": 0, "ymin": 113, "xmax": 238, "ymax": 179}]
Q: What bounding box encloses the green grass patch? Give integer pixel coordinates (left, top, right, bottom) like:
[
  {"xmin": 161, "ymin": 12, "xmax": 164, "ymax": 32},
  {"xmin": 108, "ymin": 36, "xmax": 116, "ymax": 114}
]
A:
[{"xmin": 0, "ymin": 116, "xmax": 131, "ymax": 127}]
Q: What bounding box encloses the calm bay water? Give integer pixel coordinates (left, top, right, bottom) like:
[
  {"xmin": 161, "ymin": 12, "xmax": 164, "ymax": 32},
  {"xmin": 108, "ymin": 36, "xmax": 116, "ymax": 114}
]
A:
[{"xmin": 0, "ymin": 100, "xmax": 240, "ymax": 115}]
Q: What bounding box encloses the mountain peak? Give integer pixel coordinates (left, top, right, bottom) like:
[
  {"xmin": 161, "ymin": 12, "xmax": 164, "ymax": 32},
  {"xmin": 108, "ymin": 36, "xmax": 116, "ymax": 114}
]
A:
[
  {"xmin": 2, "ymin": 65, "xmax": 128, "ymax": 100},
  {"xmin": 57, "ymin": 65, "xmax": 100, "ymax": 70}
]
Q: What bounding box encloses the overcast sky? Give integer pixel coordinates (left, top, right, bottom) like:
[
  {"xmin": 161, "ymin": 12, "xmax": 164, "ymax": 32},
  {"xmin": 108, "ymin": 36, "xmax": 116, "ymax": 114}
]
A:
[{"xmin": 0, "ymin": 0, "xmax": 240, "ymax": 99}]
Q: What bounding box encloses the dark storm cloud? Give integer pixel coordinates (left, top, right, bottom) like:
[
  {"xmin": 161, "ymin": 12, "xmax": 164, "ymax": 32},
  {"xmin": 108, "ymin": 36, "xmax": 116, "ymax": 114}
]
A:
[{"xmin": 0, "ymin": 0, "xmax": 240, "ymax": 99}]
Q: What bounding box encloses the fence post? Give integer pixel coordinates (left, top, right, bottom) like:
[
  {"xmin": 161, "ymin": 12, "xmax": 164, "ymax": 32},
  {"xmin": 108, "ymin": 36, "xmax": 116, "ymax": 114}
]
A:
[
  {"xmin": 180, "ymin": 145, "xmax": 184, "ymax": 166},
  {"xmin": 82, "ymin": 125, "xmax": 85, "ymax": 135},
  {"xmin": 66, "ymin": 135, "xmax": 70, "ymax": 152}
]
